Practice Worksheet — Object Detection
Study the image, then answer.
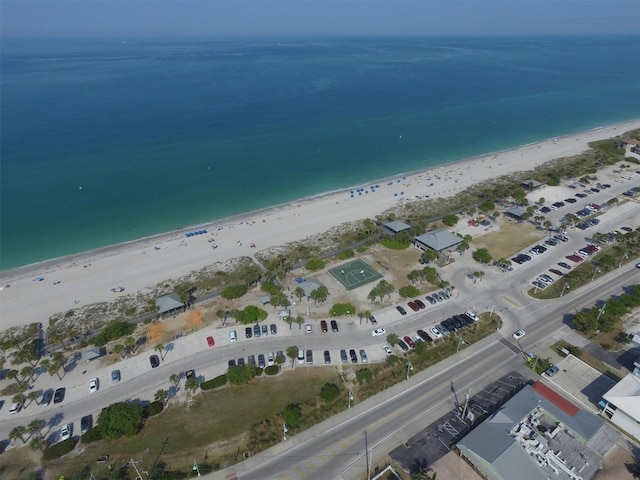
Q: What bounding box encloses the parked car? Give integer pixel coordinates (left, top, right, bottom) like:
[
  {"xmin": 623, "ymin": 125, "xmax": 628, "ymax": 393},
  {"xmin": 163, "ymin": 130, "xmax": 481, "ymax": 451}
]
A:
[
  {"xmin": 80, "ymin": 414, "xmax": 92, "ymax": 434},
  {"xmin": 349, "ymin": 349, "xmax": 358, "ymax": 363},
  {"xmin": 324, "ymin": 350, "xmax": 331, "ymax": 364},
  {"xmin": 425, "ymin": 295, "xmax": 437, "ymax": 305},
  {"xmin": 369, "ymin": 315, "xmax": 378, "ymax": 325},
  {"xmin": 247, "ymin": 355, "xmax": 256, "ymax": 365},
  {"xmin": 320, "ymin": 320, "xmax": 328, "ymax": 333},
  {"xmin": 258, "ymin": 354, "xmax": 266, "ymax": 368},
  {"xmin": 331, "ymin": 320, "xmax": 339, "ymax": 332},
  {"xmin": 545, "ymin": 365, "xmax": 560, "ymax": 377},
  {"xmin": 89, "ymin": 378, "xmax": 99, "ymax": 393},
  {"xmin": 42, "ymin": 389, "xmax": 54, "ymax": 405},
  {"xmin": 237, "ymin": 357, "xmax": 245, "ymax": 366},
  {"xmin": 359, "ymin": 349, "xmax": 368, "ymax": 363},
  {"xmin": 59, "ymin": 424, "xmax": 71, "ymax": 442},
  {"xmin": 245, "ymin": 327, "xmax": 252, "ymax": 338},
  {"xmin": 430, "ymin": 327, "xmax": 443, "ymax": 339},
  {"xmin": 149, "ymin": 355, "xmax": 160, "ymax": 368},
  {"xmin": 382, "ymin": 345, "xmax": 392, "ymax": 356},
  {"xmin": 340, "ymin": 349, "xmax": 348, "ymax": 363},
  {"xmin": 305, "ymin": 323, "xmax": 312, "ymax": 334},
  {"xmin": 396, "ymin": 306, "xmax": 407, "ymax": 315},
  {"xmin": 397, "ymin": 340, "xmax": 409, "ymax": 351},
  {"xmin": 414, "ymin": 299, "xmax": 426, "ymax": 309},
  {"xmin": 229, "ymin": 330, "xmax": 237, "ymax": 341},
  {"xmin": 261, "ymin": 324, "xmax": 268, "ymax": 336},
  {"xmin": 270, "ymin": 324, "xmax": 277, "ymax": 335},
  {"xmin": 185, "ymin": 369, "xmax": 196, "ymax": 380},
  {"xmin": 416, "ymin": 329, "xmax": 432, "ymax": 342},
  {"xmin": 403, "ymin": 336, "xmax": 415, "ymax": 349},
  {"xmin": 297, "ymin": 349, "xmax": 305, "ymax": 365},
  {"xmin": 372, "ymin": 328, "xmax": 386, "ymax": 337},
  {"xmin": 228, "ymin": 359, "xmax": 236, "ymax": 368},
  {"xmin": 206, "ymin": 335, "xmax": 215, "ymax": 347},
  {"xmin": 253, "ymin": 324, "xmax": 261, "ymax": 338},
  {"xmin": 267, "ymin": 352, "xmax": 275, "ymax": 366},
  {"xmin": 9, "ymin": 402, "xmax": 22, "ymax": 414},
  {"xmin": 557, "ymin": 262, "xmax": 572, "ymax": 270},
  {"xmin": 407, "ymin": 301, "xmax": 419, "ymax": 312}
]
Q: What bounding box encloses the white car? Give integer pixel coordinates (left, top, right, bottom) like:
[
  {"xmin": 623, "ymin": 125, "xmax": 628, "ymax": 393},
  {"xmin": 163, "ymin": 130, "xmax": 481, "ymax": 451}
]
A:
[
  {"xmin": 267, "ymin": 352, "xmax": 275, "ymax": 366},
  {"xmin": 59, "ymin": 424, "xmax": 71, "ymax": 442},
  {"xmin": 430, "ymin": 327, "xmax": 443, "ymax": 339},
  {"xmin": 382, "ymin": 345, "xmax": 392, "ymax": 357},
  {"xmin": 512, "ymin": 330, "xmax": 526, "ymax": 340},
  {"xmin": 372, "ymin": 328, "xmax": 386, "ymax": 337},
  {"xmin": 305, "ymin": 323, "xmax": 312, "ymax": 334},
  {"xmin": 465, "ymin": 310, "xmax": 479, "ymax": 322},
  {"xmin": 9, "ymin": 402, "xmax": 22, "ymax": 414},
  {"xmin": 89, "ymin": 378, "xmax": 99, "ymax": 393}
]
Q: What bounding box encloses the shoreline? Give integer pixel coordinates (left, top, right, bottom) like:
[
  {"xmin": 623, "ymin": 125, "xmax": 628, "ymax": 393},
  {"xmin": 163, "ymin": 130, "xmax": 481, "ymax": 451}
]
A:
[
  {"xmin": 1, "ymin": 118, "xmax": 639, "ymax": 329},
  {"xmin": 2, "ymin": 119, "xmax": 636, "ymax": 282}
]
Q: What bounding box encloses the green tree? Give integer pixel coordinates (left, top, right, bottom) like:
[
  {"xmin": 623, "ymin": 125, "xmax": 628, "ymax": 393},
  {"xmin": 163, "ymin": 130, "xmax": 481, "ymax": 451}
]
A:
[
  {"xmin": 399, "ymin": 285, "xmax": 420, "ymax": 298},
  {"xmin": 9, "ymin": 425, "xmax": 26, "ymax": 445},
  {"xmin": 421, "ymin": 249, "xmax": 439, "ymax": 264},
  {"xmin": 221, "ymin": 284, "xmax": 248, "ymax": 300},
  {"xmin": 97, "ymin": 402, "xmax": 144, "ymax": 439},
  {"xmin": 124, "ymin": 336, "xmax": 136, "ymax": 355},
  {"xmin": 26, "ymin": 390, "xmax": 39, "ymax": 407},
  {"xmin": 310, "ymin": 285, "xmax": 329, "ymax": 305},
  {"xmin": 12, "ymin": 393, "xmax": 26, "ymax": 409},
  {"xmin": 442, "ymin": 214, "xmax": 459, "ymax": 226},
  {"xmin": 170, "ymin": 373, "xmax": 180, "ymax": 389},
  {"xmin": 283, "ymin": 404, "xmax": 302, "ymax": 428},
  {"xmin": 27, "ymin": 419, "xmax": 45, "ymax": 441},
  {"xmin": 294, "ymin": 286, "xmax": 305, "ymax": 301},
  {"xmin": 387, "ymin": 333, "xmax": 399, "ymax": 346},
  {"xmin": 20, "ymin": 365, "xmax": 34, "ymax": 384},
  {"xmin": 227, "ymin": 364, "xmax": 255, "ymax": 385},
  {"xmin": 294, "ymin": 316, "xmax": 305, "ymax": 330},
  {"xmin": 286, "ymin": 346, "xmax": 299, "ymax": 367},
  {"xmin": 113, "ymin": 343, "xmax": 125, "ymax": 359},
  {"xmin": 154, "ymin": 342, "xmax": 165, "ymax": 360},
  {"xmin": 185, "ymin": 377, "xmax": 199, "ymax": 392},
  {"xmin": 320, "ymin": 383, "xmax": 341, "ymax": 403},
  {"xmin": 472, "ymin": 248, "xmax": 492, "ymax": 264},
  {"xmin": 154, "ymin": 389, "xmax": 168, "ymax": 406},
  {"xmin": 29, "ymin": 434, "xmax": 46, "ymax": 452}
]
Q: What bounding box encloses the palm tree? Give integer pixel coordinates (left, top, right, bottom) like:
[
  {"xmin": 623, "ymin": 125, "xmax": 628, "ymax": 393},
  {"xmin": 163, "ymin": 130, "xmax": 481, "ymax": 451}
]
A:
[
  {"xmin": 9, "ymin": 425, "xmax": 26, "ymax": 445},
  {"xmin": 113, "ymin": 343, "xmax": 125, "ymax": 359},
  {"xmin": 154, "ymin": 389, "xmax": 169, "ymax": 406},
  {"xmin": 124, "ymin": 336, "xmax": 136, "ymax": 356},
  {"xmin": 286, "ymin": 346, "xmax": 298, "ymax": 367},
  {"xmin": 184, "ymin": 377, "xmax": 199, "ymax": 392},
  {"xmin": 170, "ymin": 373, "xmax": 180, "ymax": 389},
  {"xmin": 154, "ymin": 342, "xmax": 165, "ymax": 360},
  {"xmin": 26, "ymin": 419, "xmax": 45, "ymax": 441},
  {"xmin": 27, "ymin": 390, "xmax": 40, "ymax": 407},
  {"xmin": 387, "ymin": 333, "xmax": 399, "ymax": 346},
  {"xmin": 49, "ymin": 351, "xmax": 66, "ymax": 379},
  {"xmin": 12, "ymin": 393, "xmax": 26, "ymax": 410},
  {"xmin": 7, "ymin": 369, "xmax": 22, "ymax": 388},
  {"xmin": 20, "ymin": 365, "xmax": 35, "ymax": 383},
  {"xmin": 29, "ymin": 435, "xmax": 46, "ymax": 452},
  {"xmin": 294, "ymin": 316, "xmax": 305, "ymax": 330},
  {"xmin": 294, "ymin": 287, "xmax": 305, "ymax": 301}
]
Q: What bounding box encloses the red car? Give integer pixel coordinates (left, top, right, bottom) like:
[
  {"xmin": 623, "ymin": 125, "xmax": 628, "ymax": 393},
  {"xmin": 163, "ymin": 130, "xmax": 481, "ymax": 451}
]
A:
[
  {"xmin": 320, "ymin": 320, "xmax": 328, "ymax": 333},
  {"xmin": 407, "ymin": 302, "xmax": 419, "ymax": 312},
  {"xmin": 414, "ymin": 299, "xmax": 426, "ymax": 309},
  {"xmin": 566, "ymin": 254, "xmax": 583, "ymax": 263},
  {"xmin": 206, "ymin": 336, "xmax": 215, "ymax": 347},
  {"xmin": 403, "ymin": 336, "xmax": 416, "ymax": 348},
  {"xmin": 549, "ymin": 269, "xmax": 564, "ymax": 276}
]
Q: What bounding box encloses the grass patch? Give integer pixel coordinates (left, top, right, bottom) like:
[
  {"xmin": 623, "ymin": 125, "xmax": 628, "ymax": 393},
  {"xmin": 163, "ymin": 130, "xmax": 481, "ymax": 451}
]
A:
[
  {"xmin": 380, "ymin": 238, "xmax": 411, "ymax": 250},
  {"xmin": 474, "ymin": 220, "xmax": 545, "ymax": 259}
]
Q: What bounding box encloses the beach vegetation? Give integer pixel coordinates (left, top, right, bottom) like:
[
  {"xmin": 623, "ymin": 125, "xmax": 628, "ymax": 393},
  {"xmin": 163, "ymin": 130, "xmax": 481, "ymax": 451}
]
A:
[
  {"xmin": 337, "ymin": 248, "xmax": 355, "ymax": 260},
  {"xmin": 305, "ymin": 258, "xmax": 325, "ymax": 271},
  {"xmin": 201, "ymin": 374, "xmax": 228, "ymax": 390},
  {"xmin": 97, "ymin": 402, "xmax": 144, "ymax": 440},
  {"xmin": 293, "ymin": 286, "xmax": 305, "ymax": 301},
  {"xmin": 441, "ymin": 214, "xmax": 458, "ymax": 226},
  {"xmin": 144, "ymin": 400, "xmax": 164, "ymax": 418},
  {"xmin": 260, "ymin": 281, "xmax": 281, "ymax": 295},
  {"xmin": 472, "ymin": 248, "xmax": 492, "ymax": 264},
  {"xmin": 283, "ymin": 404, "xmax": 302, "ymax": 429},
  {"xmin": 380, "ymin": 238, "xmax": 411, "ymax": 250},
  {"xmin": 368, "ymin": 279, "xmax": 395, "ymax": 303},
  {"xmin": 309, "ymin": 285, "xmax": 329, "ymax": 305},
  {"xmin": 92, "ymin": 321, "xmax": 134, "ymax": 347},
  {"xmin": 356, "ymin": 368, "xmax": 374, "ymax": 384},
  {"xmin": 329, "ymin": 303, "xmax": 356, "ymax": 317},
  {"xmin": 42, "ymin": 438, "xmax": 76, "ymax": 461},
  {"xmin": 221, "ymin": 284, "xmax": 248, "ymax": 299},
  {"xmin": 399, "ymin": 285, "xmax": 420, "ymax": 298},
  {"xmin": 420, "ymin": 249, "xmax": 439, "ymax": 264},
  {"xmin": 356, "ymin": 246, "xmax": 368, "ymax": 253}
]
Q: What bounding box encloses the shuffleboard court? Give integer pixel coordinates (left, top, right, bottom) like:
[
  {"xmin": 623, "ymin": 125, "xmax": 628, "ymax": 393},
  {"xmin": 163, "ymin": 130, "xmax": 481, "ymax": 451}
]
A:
[{"xmin": 329, "ymin": 259, "xmax": 383, "ymax": 290}]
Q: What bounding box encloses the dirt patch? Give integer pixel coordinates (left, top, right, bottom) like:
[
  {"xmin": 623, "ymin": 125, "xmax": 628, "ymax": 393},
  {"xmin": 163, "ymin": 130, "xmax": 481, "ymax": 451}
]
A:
[
  {"xmin": 593, "ymin": 443, "xmax": 640, "ymax": 480},
  {"xmin": 473, "ymin": 217, "xmax": 546, "ymax": 260}
]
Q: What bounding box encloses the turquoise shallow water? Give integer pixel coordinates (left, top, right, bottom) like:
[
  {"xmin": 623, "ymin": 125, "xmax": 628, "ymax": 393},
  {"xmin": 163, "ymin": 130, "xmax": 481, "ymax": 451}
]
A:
[{"xmin": 1, "ymin": 36, "xmax": 639, "ymax": 270}]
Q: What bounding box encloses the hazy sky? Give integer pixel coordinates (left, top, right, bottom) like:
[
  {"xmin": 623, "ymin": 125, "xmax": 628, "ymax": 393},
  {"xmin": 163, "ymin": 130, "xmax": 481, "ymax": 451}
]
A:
[{"xmin": 2, "ymin": 0, "xmax": 639, "ymax": 37}]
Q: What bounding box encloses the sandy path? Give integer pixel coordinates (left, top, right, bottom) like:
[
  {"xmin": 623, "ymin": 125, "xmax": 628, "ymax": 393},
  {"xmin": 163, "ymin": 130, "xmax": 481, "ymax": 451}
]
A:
[{"xmin": 1, "ymin": 120, "xmax": 639, "ymax": 329}]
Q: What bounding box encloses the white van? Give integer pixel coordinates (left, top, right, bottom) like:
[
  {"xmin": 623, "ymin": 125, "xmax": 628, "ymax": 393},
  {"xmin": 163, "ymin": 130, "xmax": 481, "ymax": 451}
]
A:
[
  {"xmin": 229, "ymin": 330, "xmax": 237, "ymax": 342},
  {"xmin": 297, "ymin": 349, "xmax": 305, "ymax": 365}
]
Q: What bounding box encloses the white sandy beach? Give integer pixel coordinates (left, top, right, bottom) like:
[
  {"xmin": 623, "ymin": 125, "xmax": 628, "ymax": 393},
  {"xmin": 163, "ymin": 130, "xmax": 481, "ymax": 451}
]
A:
[{"xmin": 1, "ymin": 120, "xmax": 639, "ymax": 330}]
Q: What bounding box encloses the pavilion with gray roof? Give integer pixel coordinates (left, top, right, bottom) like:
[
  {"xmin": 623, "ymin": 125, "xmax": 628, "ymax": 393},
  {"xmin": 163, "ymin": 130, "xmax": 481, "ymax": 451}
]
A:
[
  {"xmin": 383, "ymin": 220, "xmax": 411, "ymax": 234},
  {"xmin": 414, "ymin": 229, "xmax": 461, "ymax": 252},
  {"xmin": 297, "ymin": 278, "xmax": 323, "ymax": 298},
  {"xmin": 504, "ymin": 206, "xmax": 528, "ymax": 219},
  {"xmin": 155, "ymin": 293, "xmax": 185, "ymax": 316},
  {"xmin": 521, "ymin": 179, "xmax": 542, "ymax": 190}
]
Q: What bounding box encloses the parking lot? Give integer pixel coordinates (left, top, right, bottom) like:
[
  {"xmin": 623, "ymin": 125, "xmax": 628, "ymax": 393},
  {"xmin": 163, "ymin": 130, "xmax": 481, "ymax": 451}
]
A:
[{"xmin": 541, "ymin": 354, "xmax": 617, "ymax": 413}]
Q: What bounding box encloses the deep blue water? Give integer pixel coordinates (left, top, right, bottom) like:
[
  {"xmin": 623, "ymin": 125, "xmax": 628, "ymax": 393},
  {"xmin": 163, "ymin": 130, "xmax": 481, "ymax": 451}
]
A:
[{"xmin": 1, "ymin": 36, "xmax": 639, "ymax": 270}]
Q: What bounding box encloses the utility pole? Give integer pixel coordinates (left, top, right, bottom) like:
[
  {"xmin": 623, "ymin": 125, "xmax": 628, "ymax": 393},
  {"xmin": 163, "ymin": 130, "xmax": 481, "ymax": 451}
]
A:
[
  {"xmin": 193, "ymin": 459, "xmax": 201, "ymax": 477},
  {"xmin": 129, "ymin": 459, "xmax": 145, "ymax": 480},
  {"xmin": 364, "ymin": 429, "xmax": 370, "ymax": 480}
]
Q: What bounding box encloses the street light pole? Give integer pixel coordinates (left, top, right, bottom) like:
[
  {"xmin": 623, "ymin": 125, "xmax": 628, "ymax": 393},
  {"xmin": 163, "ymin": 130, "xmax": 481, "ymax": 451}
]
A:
[
  {"xmin": 560, "ymin": 282, "xmax": 570, "ymax": 297},
  {"xmin": 591, "ymin": 267, "xmax": 601, "ymax": 282},
  {"xmin": 364, "ymin": 430, "xmax": 370, "ymax": 480},
  {"xmin": 283, "ymin": 422, "xmax": 288, "ymax": 441},
  {"xmin": 193, "ymin": 459, "xmax": 201, "ymax": 477},
  {"xmin": 457, "ymin": 337, "xmax": 466, "ymax": 353},
  {"xmin": 348, "ymin": 390, "xmax": 353, "ymax": 409},
  {"xmin": 406, "ymin": 362, "xmax": 413, "ymax": 380},
  {"xmin": 619, "ymin": 251, "xmax": 629, "ymax": 268}
]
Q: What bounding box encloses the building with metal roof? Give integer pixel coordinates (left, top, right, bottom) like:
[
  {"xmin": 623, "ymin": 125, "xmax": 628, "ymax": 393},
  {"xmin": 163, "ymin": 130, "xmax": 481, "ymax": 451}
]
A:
[
  {"xmin": 457, "ymin": 382, "xmax": 606, "ymax": 480},
  {"xmin": 521, "ymin": 179, "xmax": 543, "ymax": 190},
  {"xmin": 601, "ymin": 372, "xmax": 640, "ymax": 441},
  {"xmin": 414, "ymin": 229, "xmax": 462, "ymax": 252},
  {"xmin": 504, "ymin": 206, "xmax": 528, "ymax": 219},
  {"xmin": 383, "ymin": 220, "xmax": 411, "ymax": 233},
  {"xmin": 155, "ymin": 293, "xmax": 185, "ymax": 316}
]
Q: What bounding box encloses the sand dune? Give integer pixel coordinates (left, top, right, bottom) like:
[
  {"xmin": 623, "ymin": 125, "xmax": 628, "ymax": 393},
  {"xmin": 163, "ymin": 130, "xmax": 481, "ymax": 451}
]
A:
[{"xmin": 1, "ymin": 120, "xmax": 639, "ymax": 330}]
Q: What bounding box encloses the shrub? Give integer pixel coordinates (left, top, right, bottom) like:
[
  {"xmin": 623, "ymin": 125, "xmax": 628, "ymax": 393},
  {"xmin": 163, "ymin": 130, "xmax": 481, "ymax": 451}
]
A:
[
  {"xmin": 93, "ymin": 321, "xmax": 134, "ymax": 346},
  {"xmin": 236, "ymin": 305, "xmax": 268, "ymax": 324},
  {"xmin": 305, "ymin": 258, "xmax": 325, "ymax": 271},
  {"xmin": 320, "ymin": 383, "xmax": 340, "ymax": 403},
  {"xmin": 143, "ymin": 401, "xmax": 164, "ymax": 418},
  {"xmin": 283, "ymin": 404, "xmax": 302, "ymax": 428},
  {"xmin": 380, "ymin": 239, "xmax": 410, "ymax": 250},
  {"xmin": 201, "ymin": 374, "xmax": 228, "ymax": 390},
  {"xmin": 399, "ymin": 285, "xmax": 420, "ymax": 298},
  {"xmin": 98, "ymin": 402, "xmax": 144, "ymax": 439},
  {"xmin": 43, "ymin": 438, "xmax": 76, "ymax": 460},
  {"xmin": 264, "ymin": 365, "xmax": 279, "ymax": 376},
  {"xmin": 221, "ymin": 284, "xmax": 248, "ymax": 300},
  {"xmin": 227, "ymin": 364, "xmax": 255, "ymax": 385},
  {"xmin": 329, "ymin": 303, "xmax": 356, "ymax": 317},
  {"xmin": 356, "ymin": 368, "xmax": 374, "ymax": 383},
  {"xmin": 81, "ymin": 426, "xmax": 103, "ymax": 444},
  {"xmin": 442, "ymin": 214, "xmax": 459, "ymax": 226},
  {"xmin": 337, "ymin": 249, "xmax": 355, "ymax": 260}
]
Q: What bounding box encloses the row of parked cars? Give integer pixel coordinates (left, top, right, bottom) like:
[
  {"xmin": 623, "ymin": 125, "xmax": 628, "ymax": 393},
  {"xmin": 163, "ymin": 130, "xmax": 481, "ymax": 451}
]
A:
[
  {"xmin": 392, "ymin": 311, "xmax": 480, "ymax": 351},
  {"xmin": 396, "ymin": 289, "xmax": 452, "ymax": 315},
  {"xmin": 512, "ymin": 233, "xmax": 568, "ymax": 265},
  {"xmin": 240, "ymin": 323, "xmax": 278, "ymax": 340},
  {"xmin": 229, "ymin": 350, "xmax": 285, "ymax": 369}
]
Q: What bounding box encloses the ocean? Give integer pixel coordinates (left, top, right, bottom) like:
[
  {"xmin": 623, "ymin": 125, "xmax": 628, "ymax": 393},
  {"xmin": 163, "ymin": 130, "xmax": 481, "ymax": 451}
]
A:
[{"xmin": 1, "ymin": 36, "xmax": 639, "ymax": 271}]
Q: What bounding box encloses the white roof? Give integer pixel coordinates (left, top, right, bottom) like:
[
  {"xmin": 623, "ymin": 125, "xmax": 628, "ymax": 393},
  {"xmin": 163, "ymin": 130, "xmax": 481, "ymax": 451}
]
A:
[{"xmin": 603, "ymin": 373, "xmax": 640, "ymax": 420}]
